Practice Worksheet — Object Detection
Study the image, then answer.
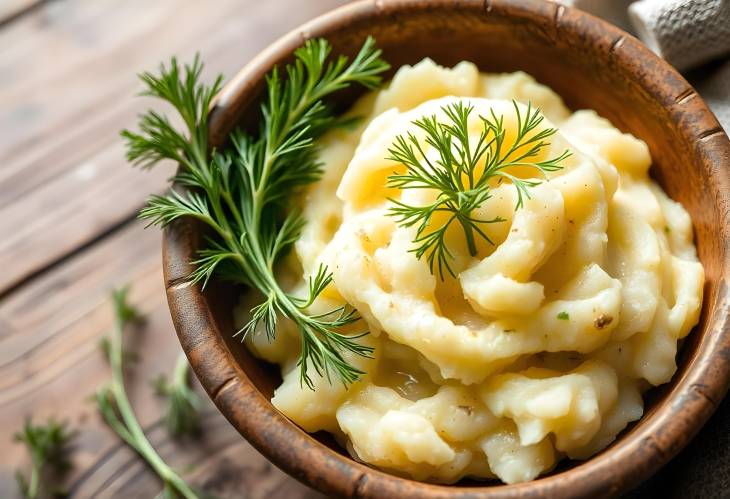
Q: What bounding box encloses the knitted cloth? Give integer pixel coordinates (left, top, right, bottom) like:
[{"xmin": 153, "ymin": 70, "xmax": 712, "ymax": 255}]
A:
[
  {"xmin": 560, "ymin": 0, "xmax": 729, "ymax": 131},
  {"xmin": 629, "ymin": 0, "xmax": 730, "ymax": 71}
]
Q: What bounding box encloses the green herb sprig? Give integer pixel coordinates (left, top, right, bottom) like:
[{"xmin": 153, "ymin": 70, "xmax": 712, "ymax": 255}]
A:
[
  {"xmin": 387, "ymin": 100, "xmax": 570, "ymax": 279},
  {"xmin": 153, "ymin": 352, "xmax": 202, "ymax": 438},
  {"xmin": 123, "ymin": 39, "xmax": 389, "ymax": 388},
  {"xmin": 96, "ymin": 287, "xmax": 200, "ymax": 499},
  {"xmin": 14, "ymin": 419, "xmax": 75, "ymax": 499}
]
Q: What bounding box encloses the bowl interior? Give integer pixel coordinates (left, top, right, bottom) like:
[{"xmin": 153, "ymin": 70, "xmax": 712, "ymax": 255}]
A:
[{"xmin": 167, "ymin": 1, "xmax": 730, "ymax": 497}]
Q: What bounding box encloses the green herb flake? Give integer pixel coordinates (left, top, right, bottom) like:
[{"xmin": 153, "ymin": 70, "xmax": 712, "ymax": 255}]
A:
[{"xmin": 557, "ymin": 311, "xmax": 570, "ymax": 320}]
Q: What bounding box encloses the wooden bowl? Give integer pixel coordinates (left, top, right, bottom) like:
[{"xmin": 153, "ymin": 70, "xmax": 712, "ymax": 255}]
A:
[{"xmin": 163, "ymin": 1, "xmax": 730, "ymax": 497}]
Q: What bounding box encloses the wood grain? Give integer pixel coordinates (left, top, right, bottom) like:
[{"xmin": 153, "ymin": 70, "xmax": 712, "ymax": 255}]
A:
[
  {"xmin": 0, "ymin": 221, "xmax": 323, "ymax": 499},
  {"xmin": 0, "ymin": 0, "xmax": 347, "ymax": 294},
  {"xmin": 0, "ymin": 0, "xmax": 44, "ymax": 26},
  {"xmin": 0, "ymin": 0, "xmax": 345, "ymax": 497}
]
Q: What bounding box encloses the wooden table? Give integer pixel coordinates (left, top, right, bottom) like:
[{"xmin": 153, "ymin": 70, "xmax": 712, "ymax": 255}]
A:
[
  {"xmin": 0, "ymin": 0, "xmax": 346, "ymax": 497},
  {"xmin": 2, "ymin": 1, "xmax": 729, "ymax": 498}
]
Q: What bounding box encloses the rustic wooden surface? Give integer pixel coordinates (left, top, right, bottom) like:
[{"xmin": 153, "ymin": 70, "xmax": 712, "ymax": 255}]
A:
[
  {"xmin": 0, "ymin": 0, "xmax": 348, "ymax": 497},
  {"xmin": 3, "ymin": 1, "xmax": 729, "ymax": 498}
]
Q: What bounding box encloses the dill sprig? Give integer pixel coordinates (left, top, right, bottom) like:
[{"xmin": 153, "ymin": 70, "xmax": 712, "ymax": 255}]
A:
[
  {"xmin": 152, "ymin": 352, "xmax": 202, "ymax": 438},
  {"xmin": 96, "ymin": 287, "xmax": 200, "ymax": 499},
  {"xmin": 123, "ymin": 38, "xmax": 389, "ymax": 388},
  {"xmin": 387, "ymin": 100, "xmax": 570, "ymax": 279},
  {"xmin": 14, "ymin": 418, "xmax": 75, "ymax": 499}
]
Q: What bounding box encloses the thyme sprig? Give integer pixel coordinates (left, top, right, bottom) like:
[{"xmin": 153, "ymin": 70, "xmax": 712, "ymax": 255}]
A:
[
  {"xmin": 387, "ymin": 100, "xmax": 570, "ymax": 279},
  {"xmin": 123, "ymin": 38, "xmax": 389, "ymax": 388}
]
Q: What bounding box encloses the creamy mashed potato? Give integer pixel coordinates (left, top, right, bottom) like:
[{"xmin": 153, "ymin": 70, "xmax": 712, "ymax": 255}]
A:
[{"xmin": 236, "ymin": 59, "xmax": 704, "ymax": 484}]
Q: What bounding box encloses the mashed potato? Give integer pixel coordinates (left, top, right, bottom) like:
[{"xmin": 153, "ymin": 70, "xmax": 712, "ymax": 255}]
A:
[{"xmin": 236, "ymin": 59, "xmax": 704, "ymax": 484}]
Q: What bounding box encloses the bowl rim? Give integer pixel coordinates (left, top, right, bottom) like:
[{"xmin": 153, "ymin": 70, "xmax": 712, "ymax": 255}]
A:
[{"xmin": 164, "ymin": 0, "xmax": 730, "ymax": 497}]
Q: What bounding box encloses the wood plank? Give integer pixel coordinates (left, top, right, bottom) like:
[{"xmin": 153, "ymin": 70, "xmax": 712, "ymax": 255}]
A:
[
  {"xmin": 0, "ymin": 0, "xmax": 43, "ymax": 26},
  {"xmin": 0, "ymin": 220, "xmax": 322, "ymax": 498},
  {"xmin": 0, "ymin": 221, "xmax": 161, "ymax": 397},
  {"xmin": 0, "ymin": 0, "xmax": 346, "ymax": 198},
  {"xmin": 0, "ymin": 222, "xmax": 171, "ymax": 473},
  {"xmin": 0, "ymin": 0, "xmax": 347, "ymax": 292},
  {"xmin": 0, "ymin": 0, "xmax": 203, "ymax": 204},
  {"xmin": 0, "ymin": 139, "xmax": 172, "ymax": 295},
  {"xmin": 71, "ymin": 413, "xmax": 323, "ymax": 498}
]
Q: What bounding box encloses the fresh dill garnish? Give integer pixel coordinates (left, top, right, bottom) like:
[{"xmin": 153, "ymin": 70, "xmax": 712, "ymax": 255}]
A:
[
  {"xmin": 97, "ymin": 287, "xmax": 200, "ymax": 499},
  {"xmin": 152, "ymin": 352, "xmax": 202, "ymax": 438},
  {"xmin": 14, "ymin": 418, "xmax": 75, "ymax": 499},
  {"xmin": 386, "ymin": 100, "xmax": 571, "ymax": 279},
  {"xmin": 557, "ymin": 311, "xmax": 570, "ymax": 320},
  {"xmin": 123, "ymin": 38, "xmax": 389, "ymax": 389}
]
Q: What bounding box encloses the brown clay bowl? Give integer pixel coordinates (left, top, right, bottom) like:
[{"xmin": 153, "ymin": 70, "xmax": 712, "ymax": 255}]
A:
[{"xmin": 163, "ymin": 0, "xmax": 730, "ymax": 497}]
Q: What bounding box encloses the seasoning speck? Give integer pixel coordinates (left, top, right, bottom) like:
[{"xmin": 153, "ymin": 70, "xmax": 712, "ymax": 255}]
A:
[
  {"xmin": 457, "ymin": 405, "xmax": 474, "ymax": 416},
  {"xmin": 594, "ymin": 314, "xmax": 613, "ymax": 329}
]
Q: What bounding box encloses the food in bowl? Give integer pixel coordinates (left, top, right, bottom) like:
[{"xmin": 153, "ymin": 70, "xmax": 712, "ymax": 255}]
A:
[
  {"xmin": 126, "ymin": 37, "xmax": 703, "ymax": 487},
  {"xmin": 237, "ymin": 58, "xmax": 704, "ymax": 484}
]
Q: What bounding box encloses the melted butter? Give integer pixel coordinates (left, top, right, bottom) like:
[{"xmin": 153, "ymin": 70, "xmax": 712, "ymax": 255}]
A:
[
  {"xmin": 433, "ymin": 273, "xmax": 491, "ymax": 329},
  {"xmin": 373, "ymin": 340, "xmax": 439, "ymax": 401}
]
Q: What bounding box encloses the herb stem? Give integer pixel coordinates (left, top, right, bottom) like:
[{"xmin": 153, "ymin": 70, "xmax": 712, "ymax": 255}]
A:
[
  {"xmin": 26, "ymin": 467, "xmax": 39, "ymax": 499},
  {"xmin": 221, "ymin": 190, "xmax": 245, "ymax": 231},
  {"xmin": 462, "ymin": 220, "xmax": 478, "ymax": 256},
  {"xmin": 14, "ymin": 417, "xmax": 75, "ymax": 499},
  {"xmin": 101, "ymin": 290, "xmax": 198, "ymax": 499}
]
